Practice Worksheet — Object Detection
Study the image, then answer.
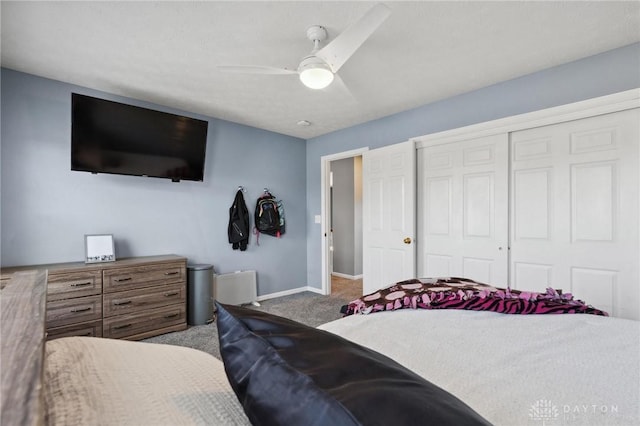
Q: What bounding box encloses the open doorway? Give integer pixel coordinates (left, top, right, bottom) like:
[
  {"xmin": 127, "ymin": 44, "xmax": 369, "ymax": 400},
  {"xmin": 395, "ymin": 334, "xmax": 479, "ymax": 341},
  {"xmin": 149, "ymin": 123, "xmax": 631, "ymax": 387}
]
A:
[
  {"xmin": 321, "ymin": 148, "xmax": 368, "ymax": 297},
  {"xmin": 330, "ymin": 156, "xmax": 363, "ymax": 300}
]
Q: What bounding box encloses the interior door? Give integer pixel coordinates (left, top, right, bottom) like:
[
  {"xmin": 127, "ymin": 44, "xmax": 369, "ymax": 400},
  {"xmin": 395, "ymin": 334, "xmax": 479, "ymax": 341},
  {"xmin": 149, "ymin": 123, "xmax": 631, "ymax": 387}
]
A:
[
  {"xmin": 510, "ymin": 108, "xmax": 639, "ymax": 320},
  {"xmin": 362, "ymin": 141, "xmax": 416, "ymax": 295},
  {"xmin": 417, "ymin": 134, "xmax": 509, "ymax": 286}
]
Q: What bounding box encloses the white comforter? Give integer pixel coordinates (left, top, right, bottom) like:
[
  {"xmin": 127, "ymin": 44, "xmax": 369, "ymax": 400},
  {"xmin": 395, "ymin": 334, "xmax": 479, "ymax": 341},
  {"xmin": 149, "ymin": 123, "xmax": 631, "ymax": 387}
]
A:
[{"xmin": 319, "ymin": 309, "xmax": 640, "ymax": 426}]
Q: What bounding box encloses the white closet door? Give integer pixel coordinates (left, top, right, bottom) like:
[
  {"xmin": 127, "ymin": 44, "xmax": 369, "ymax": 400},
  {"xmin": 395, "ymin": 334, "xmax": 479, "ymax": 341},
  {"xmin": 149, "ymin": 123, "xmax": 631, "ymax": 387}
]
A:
[
  {"xmin": 510, "ymin": 108, "xmax": 639, "ymax": 320},
  {"xmin": 362, "ymin": 141, "xmax": 416, "ymax": 295},
  {"xmin": 417, "ymin": 134, "xmax": 509, "ymax": 286}
]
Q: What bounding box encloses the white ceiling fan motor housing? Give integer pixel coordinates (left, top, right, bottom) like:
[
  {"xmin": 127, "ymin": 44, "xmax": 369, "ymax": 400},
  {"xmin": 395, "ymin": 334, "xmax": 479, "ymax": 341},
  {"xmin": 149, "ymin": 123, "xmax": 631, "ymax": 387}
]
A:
[
  {"xmin": 298, "ymin": 25, "xmax": 334, "ymax": 89},
  {"xmin": 298, "ymin": 56, "xmax": 334, "ymax": 89},
  {"xmin": 306, "ymin": 25, "xmax": 328, "ymax": 45}
]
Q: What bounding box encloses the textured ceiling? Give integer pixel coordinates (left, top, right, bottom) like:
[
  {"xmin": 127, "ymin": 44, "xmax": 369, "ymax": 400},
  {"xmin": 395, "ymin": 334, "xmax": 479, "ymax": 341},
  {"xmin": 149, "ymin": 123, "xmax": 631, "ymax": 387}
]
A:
[{"xmin": 2, "ymin": 1, "xmax": 639, "ymax": 139}]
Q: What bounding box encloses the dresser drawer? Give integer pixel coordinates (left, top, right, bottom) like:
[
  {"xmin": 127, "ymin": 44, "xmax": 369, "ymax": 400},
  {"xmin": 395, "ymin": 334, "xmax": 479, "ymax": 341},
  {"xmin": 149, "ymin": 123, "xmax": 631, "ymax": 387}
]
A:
[
  {"xmin": 46, "ymin": 295, "xmax": 102, "ymax": 328},
  {"xmin": 47, "ymin": 271, "xmax": 102, "ymax": 301},
  {"xmin": 103, "ymin": 262, "xmax": 185, "ymax": 293},
  {"xmin": 103, "ymin": 304, "xmax": 186, "ymax": 340},
  {"xmin": 46, "ymin": 320, "xmax": 103, "ymax": 340},
  {"xmin": 103, "ymin": 283, "xmax": 185, "ymax": 317}
]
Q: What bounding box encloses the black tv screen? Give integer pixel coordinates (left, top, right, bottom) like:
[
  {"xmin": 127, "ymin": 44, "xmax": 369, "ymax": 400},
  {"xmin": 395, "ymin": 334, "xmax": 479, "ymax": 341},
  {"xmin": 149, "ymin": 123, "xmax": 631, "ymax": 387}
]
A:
[{"xmin": 71, "ymin": 93, "xmax": 208, "ymax": 182}]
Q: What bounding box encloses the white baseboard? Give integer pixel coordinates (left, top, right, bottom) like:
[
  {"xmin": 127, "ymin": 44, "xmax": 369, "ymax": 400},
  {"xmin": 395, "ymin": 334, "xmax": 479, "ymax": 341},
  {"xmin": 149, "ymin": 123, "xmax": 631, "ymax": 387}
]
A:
[
  {"xmin": 305, "ymin": 286, "xmax": 324, "ymax": 295},
  {"xmin": 331, "ymin": 272, "xmax": 363, "ymax": 280},
  {"xmin": 256, "ymin": 285, "xmax": 323, "ymax": 302}
]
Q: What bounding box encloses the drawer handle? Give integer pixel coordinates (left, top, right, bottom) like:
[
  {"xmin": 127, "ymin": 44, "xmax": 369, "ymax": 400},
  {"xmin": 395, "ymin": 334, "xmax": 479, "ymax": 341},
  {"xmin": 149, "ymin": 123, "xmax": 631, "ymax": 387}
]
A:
[
  {"xmin": 113, "ymin": 324, "xmax": 132, "ymax": 330},
  {"xmin": 70, "ymin": 281, "xmax": 92, "ymax": 287},
  {"xmin": 164, "ymin": 313, "xmax": 179, "ymax": 319},
  {"xmin": 113, "ymin": 300, "xmax": 132, "ymax": 306},
  {"xmin": 70, "ymin": 307, "xmax": 91, "ymax": 313},
  {"xmin": 164, "ymin": 292, "xmax": 179, "ymax": 297},
  {"xmin": 114, "ymin": 277, "xmax": 132, "ymax": 282},
  {"xmin": 164, "ymin": 271, "xmax": 179, "ymax": 276}
]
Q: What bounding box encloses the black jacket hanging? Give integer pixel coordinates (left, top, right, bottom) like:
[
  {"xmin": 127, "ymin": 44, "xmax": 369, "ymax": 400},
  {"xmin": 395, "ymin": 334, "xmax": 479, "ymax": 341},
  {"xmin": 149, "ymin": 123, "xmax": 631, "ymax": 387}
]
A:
[{"xmin": 228, "ymin": 189, "xmax": 250, "ymax": 251}]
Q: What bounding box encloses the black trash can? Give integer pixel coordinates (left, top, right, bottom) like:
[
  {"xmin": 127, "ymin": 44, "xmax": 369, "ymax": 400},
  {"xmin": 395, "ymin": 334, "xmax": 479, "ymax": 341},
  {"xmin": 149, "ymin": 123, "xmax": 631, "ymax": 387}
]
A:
[{"xmin": 187, "ymin": 264, "xmax": 214, "ymax": 325}]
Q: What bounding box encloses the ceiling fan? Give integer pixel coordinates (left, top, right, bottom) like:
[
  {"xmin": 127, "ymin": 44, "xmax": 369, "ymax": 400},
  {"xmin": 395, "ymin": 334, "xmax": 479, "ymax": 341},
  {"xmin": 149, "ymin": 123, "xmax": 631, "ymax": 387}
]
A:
[{"xmin": 218, "ymin": 3, "xmax": 391, "ymax": 90}]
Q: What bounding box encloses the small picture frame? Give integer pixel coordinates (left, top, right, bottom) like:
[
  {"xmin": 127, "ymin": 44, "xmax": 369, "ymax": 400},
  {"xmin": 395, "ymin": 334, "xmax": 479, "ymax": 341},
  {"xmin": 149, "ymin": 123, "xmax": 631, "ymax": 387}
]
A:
[{"xmin": 84, "ymin": 234, "xmax": 116, "ymax": 263}]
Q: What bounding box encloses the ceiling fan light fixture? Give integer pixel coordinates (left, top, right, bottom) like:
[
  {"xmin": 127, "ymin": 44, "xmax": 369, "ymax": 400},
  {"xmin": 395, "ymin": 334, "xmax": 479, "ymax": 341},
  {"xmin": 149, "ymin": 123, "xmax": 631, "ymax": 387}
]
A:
[{"xmin": 298, "ymin": 57, "xmax": 334, "ymax": 89}]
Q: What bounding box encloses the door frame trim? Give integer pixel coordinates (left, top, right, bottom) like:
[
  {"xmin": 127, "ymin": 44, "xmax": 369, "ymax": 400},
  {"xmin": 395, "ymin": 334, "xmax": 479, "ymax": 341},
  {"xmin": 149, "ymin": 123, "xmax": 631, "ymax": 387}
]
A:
[
  {"xmin": 320, "ymin": 147, "xmax": 369, "ymax": 296},
  {"xmin": 413, "ymin": 89, "xmax": 640, "ymax": 149}
]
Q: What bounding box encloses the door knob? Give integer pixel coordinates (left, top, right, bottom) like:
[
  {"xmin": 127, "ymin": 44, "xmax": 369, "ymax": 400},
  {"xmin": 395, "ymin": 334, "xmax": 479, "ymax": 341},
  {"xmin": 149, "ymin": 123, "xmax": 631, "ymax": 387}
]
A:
[{"xmin": 403, "ymin": 237, "xmax": 412, "ymax": 244}]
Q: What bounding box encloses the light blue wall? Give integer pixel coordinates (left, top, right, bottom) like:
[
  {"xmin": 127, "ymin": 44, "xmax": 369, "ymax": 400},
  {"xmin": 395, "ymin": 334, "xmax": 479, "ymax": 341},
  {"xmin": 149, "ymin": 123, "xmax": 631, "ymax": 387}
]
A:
[
  {"xmin": 1, "ymin": 69, "xmax": 307, "ymax": 297},
  {"xmin": 3, "ymin": 42, "xmax": 639, "ymax": 296},
  {"xmin": 305, "ymin": 42, "xmax": 640, "ymax": 289}
]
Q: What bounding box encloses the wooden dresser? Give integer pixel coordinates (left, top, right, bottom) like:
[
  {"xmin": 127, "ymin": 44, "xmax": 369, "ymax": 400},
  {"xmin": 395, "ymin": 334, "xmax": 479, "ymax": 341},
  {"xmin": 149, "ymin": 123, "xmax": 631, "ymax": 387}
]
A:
[{"xmin": 0, "ymin": 255, "xmax": 187, "ymax": 340}]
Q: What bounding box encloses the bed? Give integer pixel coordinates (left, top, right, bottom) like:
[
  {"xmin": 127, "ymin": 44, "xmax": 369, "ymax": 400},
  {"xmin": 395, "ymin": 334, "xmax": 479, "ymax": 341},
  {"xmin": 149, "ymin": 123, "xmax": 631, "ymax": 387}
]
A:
[
  {"xmin": 318, "ymin": 278, "xmax": 640, "ymax": 425},
  {"xmin": 2, "ymin": 271, "xmax": 639, "ymax": 426},
  {"xmin": 320, "ymin": 309, "xmax": 640, "ymax": 425},
  {"xmin": 214, "ymin": 281, "xmax": 639, "ymax": 426}
]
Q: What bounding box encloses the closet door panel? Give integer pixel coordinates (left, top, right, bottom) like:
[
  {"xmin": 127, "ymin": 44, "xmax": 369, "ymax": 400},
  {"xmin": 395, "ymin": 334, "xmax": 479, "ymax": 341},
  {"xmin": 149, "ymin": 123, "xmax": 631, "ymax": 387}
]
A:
[
  {"xmin": 425, "ymin": 254, "xmax": 453, "ymax": 277},
  {"xmin": 571, "ymin": 162, "xmax": 615, "ymax": 242},
  {"xmin": 513, "ymin": 168, "xmax": 552, "ymax": 240},
  {"xmin": 513, "ymin": 262, "xmax": 553, "ymax": 293},
  {"xmin": 463, "ymin": 173, "xmax": 494, "ymax": 238},
  {"xmin": 417, "ymin": 134, "xmax": 509, "ymax": 286},
  {"xmin": 510, "ymin": 108, "xmax": 639, "ymax": 320},
  {"xmin": 425, "ymin": 177, "xmax": 451, "ymax": 235}
]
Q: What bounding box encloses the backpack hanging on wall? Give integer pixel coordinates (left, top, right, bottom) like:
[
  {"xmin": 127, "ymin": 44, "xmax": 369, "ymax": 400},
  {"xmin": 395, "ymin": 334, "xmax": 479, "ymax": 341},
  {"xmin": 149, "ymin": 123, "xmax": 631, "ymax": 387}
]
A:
[
  {"xmin": 274, "ymin": 199, "xmax": 286, "ymax": 235},
  {"xmin": 254, "ymin": 189, "xmax": 285, "ymax": 241},
  {"xmin": 228, "ymin": 188, "xmax": 250, "ymax": 251}
]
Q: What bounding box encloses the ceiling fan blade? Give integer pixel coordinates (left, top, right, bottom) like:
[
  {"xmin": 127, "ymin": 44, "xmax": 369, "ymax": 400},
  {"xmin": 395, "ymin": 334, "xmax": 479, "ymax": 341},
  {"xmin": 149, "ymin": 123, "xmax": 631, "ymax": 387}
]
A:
[
  {"xmin": 322, "ymin": 73, "xmax": 357, "ymax": 103},
  {"xmin": 217, "ymin": 65, "xmax": 297, "ymax": 75},
  {"xmin": 316, "ymin": 3, "xmax": 391, "ymax": 73}
]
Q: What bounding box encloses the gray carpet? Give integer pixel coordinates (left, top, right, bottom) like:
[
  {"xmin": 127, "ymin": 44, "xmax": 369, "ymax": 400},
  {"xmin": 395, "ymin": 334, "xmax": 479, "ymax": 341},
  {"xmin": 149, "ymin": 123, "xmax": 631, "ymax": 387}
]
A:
[{"xmin": 142, "ymin": 291, "xmax": 351, "ymax": 360}]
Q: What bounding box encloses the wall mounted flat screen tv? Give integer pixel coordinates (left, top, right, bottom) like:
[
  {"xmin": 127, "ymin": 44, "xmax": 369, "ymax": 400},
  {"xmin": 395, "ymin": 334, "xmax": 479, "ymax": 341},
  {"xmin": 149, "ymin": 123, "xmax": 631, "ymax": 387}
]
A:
[{"xmin": 71, "ymin": 93, "xmax": 208, "ymax": 182}]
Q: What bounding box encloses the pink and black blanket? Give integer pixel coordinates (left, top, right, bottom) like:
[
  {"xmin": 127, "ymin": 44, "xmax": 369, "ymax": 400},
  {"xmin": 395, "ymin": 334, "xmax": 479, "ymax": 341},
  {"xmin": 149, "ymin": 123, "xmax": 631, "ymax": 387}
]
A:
[{"xmin": 343, "ymin": 277, "xmax": 608, "ymax": 316}]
